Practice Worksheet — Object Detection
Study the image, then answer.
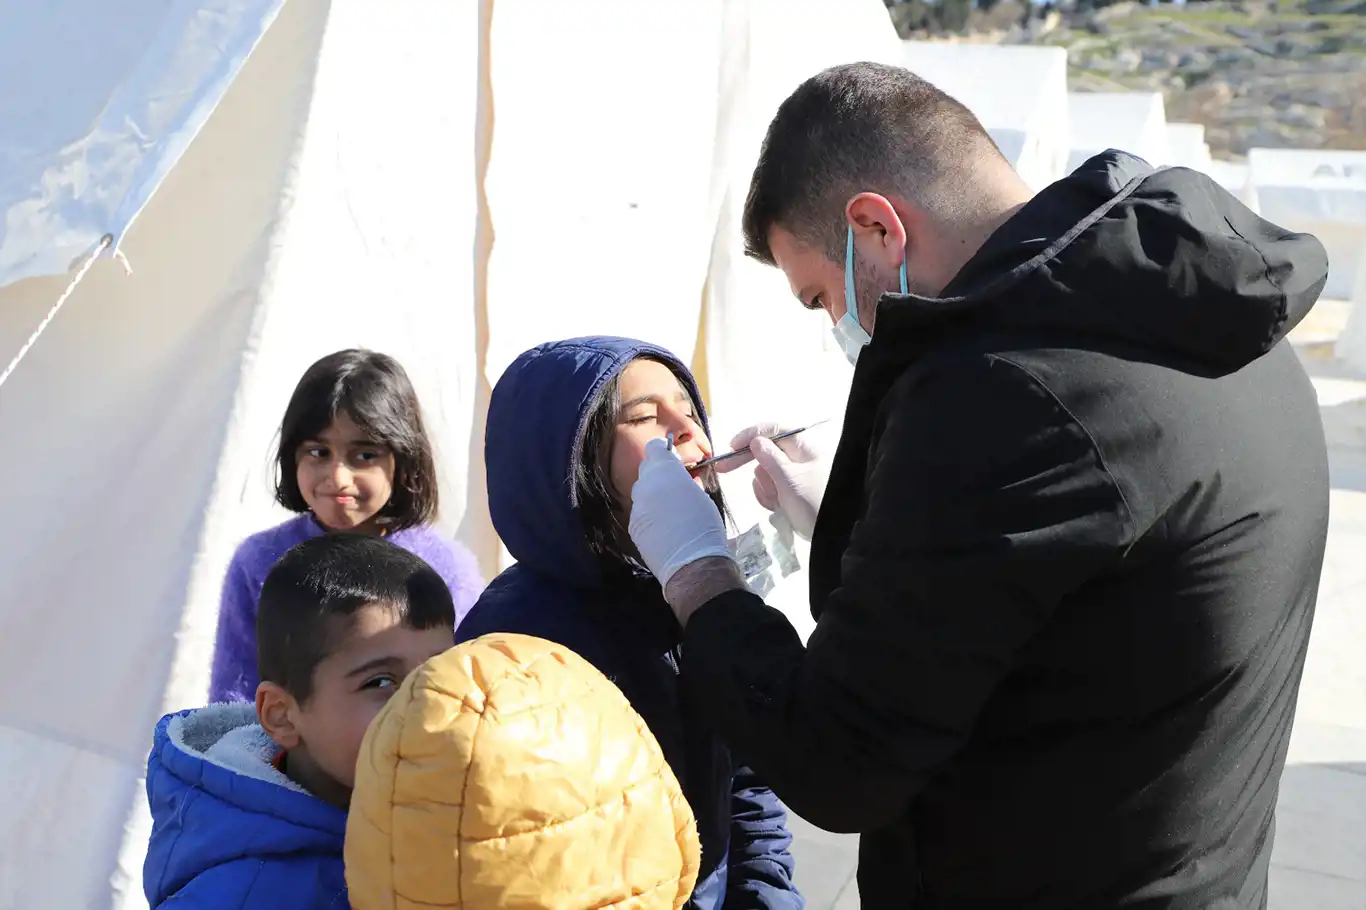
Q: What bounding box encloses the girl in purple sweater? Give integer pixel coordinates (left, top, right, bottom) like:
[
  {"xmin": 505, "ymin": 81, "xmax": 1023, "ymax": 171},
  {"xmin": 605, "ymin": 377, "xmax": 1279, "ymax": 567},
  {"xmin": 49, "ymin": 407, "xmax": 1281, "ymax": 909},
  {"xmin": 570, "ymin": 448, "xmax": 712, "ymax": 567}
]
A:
[{"xmin": 209, "ymin": 349, "xmax": 484, "ymax": 703}]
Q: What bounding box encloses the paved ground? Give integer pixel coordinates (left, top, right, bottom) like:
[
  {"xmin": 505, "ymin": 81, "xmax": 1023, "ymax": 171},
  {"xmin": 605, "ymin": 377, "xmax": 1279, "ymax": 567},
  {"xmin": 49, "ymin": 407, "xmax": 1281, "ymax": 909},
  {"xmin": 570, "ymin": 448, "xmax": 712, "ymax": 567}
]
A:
[
  {"xmin": 785, "ymin": 321, "xmax": 1366, "ymax": 909},
  {"xmin": 1269, "ymin": 343, "xmax": 1366, "ymax": 909}
]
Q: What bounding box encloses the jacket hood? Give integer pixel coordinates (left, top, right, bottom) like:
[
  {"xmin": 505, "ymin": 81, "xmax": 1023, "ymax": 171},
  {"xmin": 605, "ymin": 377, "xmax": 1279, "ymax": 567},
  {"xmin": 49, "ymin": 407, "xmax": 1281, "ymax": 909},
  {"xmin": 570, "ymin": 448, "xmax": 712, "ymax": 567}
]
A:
[
  {"xmin": 143, "ymin": 704, "xmax": 346, "ymax": 905},
  {"xmin": 485, "ymin": 336, "xmax": 708, "ymax": 588},
  {"xmin": 878, "ymin": 151, "xmax": 1330, "ymax": 373},
  {"xmin": 345, "ymin": 633, "xmax": 702, "ymax": 910}
]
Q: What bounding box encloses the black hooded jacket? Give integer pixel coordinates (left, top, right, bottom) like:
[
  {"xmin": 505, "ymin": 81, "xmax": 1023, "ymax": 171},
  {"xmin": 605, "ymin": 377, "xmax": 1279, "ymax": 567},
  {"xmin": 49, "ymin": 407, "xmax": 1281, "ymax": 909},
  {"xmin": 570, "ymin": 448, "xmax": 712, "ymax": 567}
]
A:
[{"xmin": 681, "ymin": 152, "xmax": 1331, "ymax": 909}]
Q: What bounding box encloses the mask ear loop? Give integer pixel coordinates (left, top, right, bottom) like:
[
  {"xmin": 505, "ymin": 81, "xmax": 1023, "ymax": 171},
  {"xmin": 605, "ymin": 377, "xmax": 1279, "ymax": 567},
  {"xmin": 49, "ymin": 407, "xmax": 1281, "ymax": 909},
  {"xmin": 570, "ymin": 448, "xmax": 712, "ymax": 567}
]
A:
[
  {"xmin": 849, "ymin": 224, "xmax": 910, "ymax": 299},
  {"xmin": 845, "ymin": 225, "xmax": 857, "ymax": 315}
]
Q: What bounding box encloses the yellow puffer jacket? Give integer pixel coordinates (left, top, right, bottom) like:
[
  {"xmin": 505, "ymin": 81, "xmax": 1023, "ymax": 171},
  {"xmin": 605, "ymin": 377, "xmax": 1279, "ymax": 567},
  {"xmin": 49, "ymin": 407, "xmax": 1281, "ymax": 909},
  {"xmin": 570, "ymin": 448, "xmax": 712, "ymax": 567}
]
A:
[{"xmin": 346, "ymin": 633, "xmax": 701, "ymax": 910}]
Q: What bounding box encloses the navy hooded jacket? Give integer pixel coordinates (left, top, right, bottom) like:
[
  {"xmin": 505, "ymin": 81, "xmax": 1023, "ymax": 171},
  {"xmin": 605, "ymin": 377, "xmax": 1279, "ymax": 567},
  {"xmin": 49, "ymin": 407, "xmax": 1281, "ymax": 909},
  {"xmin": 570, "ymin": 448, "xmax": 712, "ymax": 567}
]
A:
[{"xmin": 457, "ymin": 336, "xmax": 803, "ymax": 910}]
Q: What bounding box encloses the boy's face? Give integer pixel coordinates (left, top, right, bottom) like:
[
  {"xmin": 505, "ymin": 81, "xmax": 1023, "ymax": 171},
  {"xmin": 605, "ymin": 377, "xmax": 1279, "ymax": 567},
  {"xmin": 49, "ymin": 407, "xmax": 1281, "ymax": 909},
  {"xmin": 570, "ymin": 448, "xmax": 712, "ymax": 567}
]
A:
[{"xmin": 257, "ymin": 602, "xmax": 453, "ymax": 808}]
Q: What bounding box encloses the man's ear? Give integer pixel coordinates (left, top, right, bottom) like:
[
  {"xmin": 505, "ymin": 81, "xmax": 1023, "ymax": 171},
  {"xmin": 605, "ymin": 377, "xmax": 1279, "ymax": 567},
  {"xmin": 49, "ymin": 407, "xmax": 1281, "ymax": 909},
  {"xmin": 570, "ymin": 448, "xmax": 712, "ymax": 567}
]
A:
[
  {"xmin": 846, "ymin": 192, "xmax": 909, "ymax": 271},
  {"xmin": 256, "ymin": 682, "xmax": 303, "ymax": 751}
]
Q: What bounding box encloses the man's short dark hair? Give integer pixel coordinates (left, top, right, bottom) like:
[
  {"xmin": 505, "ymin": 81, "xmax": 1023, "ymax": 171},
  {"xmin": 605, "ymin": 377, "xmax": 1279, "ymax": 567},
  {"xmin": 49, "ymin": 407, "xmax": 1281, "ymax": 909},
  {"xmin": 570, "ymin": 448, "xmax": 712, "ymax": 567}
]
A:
[
  {"xmin": 275, "ymin": 349, "xmax": 440, "ymax": 532},
  {"xmin": 741, "ymin": 61, "xmax": 998, "ymax": 266},
  {"xmin": 256, "ymin": 534, "xmax": 455, "ymax": 702}
]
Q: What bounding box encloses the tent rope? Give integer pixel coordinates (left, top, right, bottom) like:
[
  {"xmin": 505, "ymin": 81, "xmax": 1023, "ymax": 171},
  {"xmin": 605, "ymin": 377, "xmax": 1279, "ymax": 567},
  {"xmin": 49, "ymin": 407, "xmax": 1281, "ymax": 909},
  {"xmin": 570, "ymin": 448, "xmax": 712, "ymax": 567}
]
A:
[{"xmin": 0, "ymin": 234, "xmax": 115, "ymax": 392}]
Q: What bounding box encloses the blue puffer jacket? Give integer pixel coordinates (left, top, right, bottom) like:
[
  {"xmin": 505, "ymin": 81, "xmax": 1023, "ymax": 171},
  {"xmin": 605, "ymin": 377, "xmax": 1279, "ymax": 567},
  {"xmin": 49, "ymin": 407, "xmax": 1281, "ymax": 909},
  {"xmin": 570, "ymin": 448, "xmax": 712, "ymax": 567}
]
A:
[
  {"xmin": 458, "ymin": 336, "xmax": 803, "ymax": 910},
  {"xmin": 143, "ymin": 704, "xmax": 348, "ymax": 909}
]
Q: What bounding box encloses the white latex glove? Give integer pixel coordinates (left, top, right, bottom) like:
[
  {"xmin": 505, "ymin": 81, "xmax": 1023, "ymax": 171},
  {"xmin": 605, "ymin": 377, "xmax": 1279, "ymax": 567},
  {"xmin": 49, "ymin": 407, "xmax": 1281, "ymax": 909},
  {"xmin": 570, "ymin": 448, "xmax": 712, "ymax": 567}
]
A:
[
  {"xmin": 628, "ymin": 438, "xmax": 734, "ymax": 588},
  {"xmin": 719, "ymin": 423, "xmax": 830, "ymax": 541}
]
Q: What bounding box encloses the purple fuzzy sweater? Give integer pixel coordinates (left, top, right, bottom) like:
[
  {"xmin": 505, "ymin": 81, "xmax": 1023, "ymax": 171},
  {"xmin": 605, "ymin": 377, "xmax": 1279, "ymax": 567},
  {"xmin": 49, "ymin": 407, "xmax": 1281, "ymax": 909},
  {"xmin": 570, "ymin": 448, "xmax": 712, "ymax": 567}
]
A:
[{"xmin": 208, "ymin": 514, "xmax": 484, "ymax": 703}]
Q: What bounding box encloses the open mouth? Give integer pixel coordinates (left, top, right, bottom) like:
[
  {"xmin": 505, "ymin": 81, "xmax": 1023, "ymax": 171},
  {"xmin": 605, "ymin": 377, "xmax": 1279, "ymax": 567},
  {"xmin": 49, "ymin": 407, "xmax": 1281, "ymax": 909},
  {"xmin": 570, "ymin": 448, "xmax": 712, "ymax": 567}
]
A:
[{"xmin": 684, "ymin": 462, "xmax": 715, "ymax": 486}]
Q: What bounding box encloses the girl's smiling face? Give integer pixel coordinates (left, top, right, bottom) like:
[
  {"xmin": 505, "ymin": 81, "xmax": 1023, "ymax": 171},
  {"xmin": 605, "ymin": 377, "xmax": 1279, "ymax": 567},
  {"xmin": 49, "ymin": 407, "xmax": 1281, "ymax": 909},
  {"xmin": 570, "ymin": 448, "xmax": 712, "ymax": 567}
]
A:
[
  {"xmin": 608, "ymin": 359, "xmax": 713, "ymax": 511},
  {"xmin": 296, "ymin": 413, "xmax": 396, "ymax": 532}
]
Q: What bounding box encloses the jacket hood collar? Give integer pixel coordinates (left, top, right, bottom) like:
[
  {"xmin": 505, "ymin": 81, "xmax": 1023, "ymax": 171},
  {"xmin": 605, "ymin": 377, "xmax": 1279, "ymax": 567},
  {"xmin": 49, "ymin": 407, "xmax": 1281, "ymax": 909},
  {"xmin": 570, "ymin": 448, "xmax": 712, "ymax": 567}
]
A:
[
  {"xmin": 169, "ymin": 703, "xmax": 305, "ymax": 792},
  {"xmin": 485, "ymin": 336, "xmax": 707, "ymax": 589},
  {"xmin": 874, "ymin": 151, "xmax": 1329, "ymax": 372},
  {"xmin": 144, "ymin": 704, "xmax": 346, "ymax": 902}
]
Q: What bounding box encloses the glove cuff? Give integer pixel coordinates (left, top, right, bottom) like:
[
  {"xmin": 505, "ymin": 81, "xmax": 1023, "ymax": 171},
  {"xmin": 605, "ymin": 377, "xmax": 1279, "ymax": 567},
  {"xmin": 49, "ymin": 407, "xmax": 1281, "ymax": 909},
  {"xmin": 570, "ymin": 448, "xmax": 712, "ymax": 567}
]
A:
[{"xmin": 658, "ymin": 545, "xmax": 736, "ymax": 589}]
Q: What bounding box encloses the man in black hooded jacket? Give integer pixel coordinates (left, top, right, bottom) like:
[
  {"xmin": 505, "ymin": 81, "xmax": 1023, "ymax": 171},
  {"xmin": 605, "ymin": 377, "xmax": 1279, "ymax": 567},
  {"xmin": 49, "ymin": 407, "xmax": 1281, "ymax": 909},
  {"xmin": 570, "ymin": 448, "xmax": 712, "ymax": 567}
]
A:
[{"xmin": 621, "ymin": 63, "xmax": 1332, "ymax": 909}]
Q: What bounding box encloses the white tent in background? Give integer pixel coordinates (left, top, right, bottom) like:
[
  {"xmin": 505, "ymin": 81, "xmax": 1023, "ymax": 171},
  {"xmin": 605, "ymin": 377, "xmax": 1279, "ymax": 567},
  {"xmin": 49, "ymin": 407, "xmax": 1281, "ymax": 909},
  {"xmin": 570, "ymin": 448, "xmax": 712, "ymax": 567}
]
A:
[
  {"xmin": 902, "ymin": 42, "xmax": 1070, "ymax": 192},
  {"xmin": 480, "ymin": 1, "xmax": 728, "ymax": 384},
  {"xmin": 1206, "ymin": 160, "xmax": 1247, "ymax": 188},
  {"xmin": 703, "ymin": 0, "xmax": 903, "ymax": 434},
  {"xmin": 476, "ymin": 0, "xmax": 904, "ymax": 603},
  {"xmin": 1067, "ymin": 92, "xmax": 1171, "ymax": 173},
  {"xmin": 1160, "ymin": 122, "xmax": 1214, "ymax": 173},
  {"xmin": 702, "ymin": 0, "xmax": 904, "ymax": 644},
  {"xmin": 1205, "ymin": 159, "xmax": 1260, "ymax": 212},
  {"xmin": 477, "ymin": 0, "xmax": 728, "ymax": 575},
  {"xmin": 0, "ymin": 0, "xmax": 899, "ymax": 906},
  {"xmin": 1247, "ymin": 148, "xmax": 1366, "ymax": 301},
  {"xmin": 0, "ymin": 2, "xmax": 488, "ymax": 906},
  {"xmin": 1336, "ymin": 236, "xmax": 1366, "ymax": 373}
]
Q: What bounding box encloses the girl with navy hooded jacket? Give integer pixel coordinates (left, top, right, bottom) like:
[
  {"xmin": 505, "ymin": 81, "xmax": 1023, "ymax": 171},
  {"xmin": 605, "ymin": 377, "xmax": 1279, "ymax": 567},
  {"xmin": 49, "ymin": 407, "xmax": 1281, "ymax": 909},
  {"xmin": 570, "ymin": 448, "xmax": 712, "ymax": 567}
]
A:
[{"xmin": 458, "ymin": 337, "xmax": 803, "ymax": 910}]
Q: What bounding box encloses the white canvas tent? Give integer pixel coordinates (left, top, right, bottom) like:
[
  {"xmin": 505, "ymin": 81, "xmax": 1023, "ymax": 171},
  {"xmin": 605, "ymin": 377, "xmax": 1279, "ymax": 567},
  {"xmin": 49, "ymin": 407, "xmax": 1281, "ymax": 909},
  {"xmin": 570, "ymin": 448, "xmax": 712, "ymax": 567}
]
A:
[
  {"xmin": 0, "ymin": 2, "xmax": 488, "ymax": 907},
  {"xmin": 1067, "ymin": 92, "xmax": 1171, "ymax": 174},
  {"xmin": 902, "ymin": 42, "xmax": 1070, "ymax": 192},
  {"xmin": 0, "ymin": 0, "xmax": 899, "ymax": 906},
  {"xmin": 478, "ymin": 0, "xmax": 728, "ymax": 574},
  {"xmin": 701, "ymin": 0, "xmax": 904, "ymax": 639},
  {"xmin": 1335, "ymin": 235, "xmax": 1366, "ymax": 373},
  {"xmin": 1159, "ymin": 122, "xmax": 1214, "ymax": 173},
  {"xmin": 1205, "ymin": 159, "xmax": 1261, "ymax": 213},
  {"xmin": 702, "ymin": 0, "xmax": 905, "ymax": 436},
  {"xmin": 481, "ymin": 1, "xmax": 727, "ymax": 383},
  {"xmin": 478, "ymin": 0, "xmax": 904, "ymax": 602},
  {"xmin": 1247, "ymin": 148, "xmax": 1366, "ymax": 302}
]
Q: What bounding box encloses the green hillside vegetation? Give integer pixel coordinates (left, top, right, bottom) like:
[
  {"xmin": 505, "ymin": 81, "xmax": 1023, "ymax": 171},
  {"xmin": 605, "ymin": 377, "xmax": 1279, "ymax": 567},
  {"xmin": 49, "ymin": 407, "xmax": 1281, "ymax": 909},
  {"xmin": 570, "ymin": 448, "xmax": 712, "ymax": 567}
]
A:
[{"xmin": 887, "ymin": 0, "xmax": 1366, "ymax": 156}]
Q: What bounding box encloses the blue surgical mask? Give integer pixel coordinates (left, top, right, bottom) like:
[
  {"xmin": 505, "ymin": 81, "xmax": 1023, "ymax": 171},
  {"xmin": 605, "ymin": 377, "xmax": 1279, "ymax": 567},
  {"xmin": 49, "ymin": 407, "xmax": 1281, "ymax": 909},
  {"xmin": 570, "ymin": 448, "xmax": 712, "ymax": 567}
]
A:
[{"xmin": 833, "ymin": 224, "xmax": 908, "ymax": 367}]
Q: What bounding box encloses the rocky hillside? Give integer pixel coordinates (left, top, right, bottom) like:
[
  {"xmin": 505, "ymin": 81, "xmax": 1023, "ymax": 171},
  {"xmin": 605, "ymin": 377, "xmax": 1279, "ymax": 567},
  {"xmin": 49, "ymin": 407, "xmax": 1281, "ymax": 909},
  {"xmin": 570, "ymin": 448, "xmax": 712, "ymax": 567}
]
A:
[{"xmin": 893, "ymin": 0, "xmax": 1366, "ymax": 158}]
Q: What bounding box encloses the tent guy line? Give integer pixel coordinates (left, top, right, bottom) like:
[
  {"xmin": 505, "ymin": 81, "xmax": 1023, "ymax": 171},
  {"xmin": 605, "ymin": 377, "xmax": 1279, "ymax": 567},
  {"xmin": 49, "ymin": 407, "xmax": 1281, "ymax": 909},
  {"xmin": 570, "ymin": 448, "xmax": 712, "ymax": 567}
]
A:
[{"xmin": 0, "ymin": 234, "xmax": 129, "ymax": 393}]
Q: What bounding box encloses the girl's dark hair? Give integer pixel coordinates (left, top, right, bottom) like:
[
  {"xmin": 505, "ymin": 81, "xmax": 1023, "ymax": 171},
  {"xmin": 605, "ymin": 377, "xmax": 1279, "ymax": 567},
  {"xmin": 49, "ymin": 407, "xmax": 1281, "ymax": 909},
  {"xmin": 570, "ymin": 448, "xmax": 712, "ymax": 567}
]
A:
[
  {"xmin": 572, "ymin": 355, "xmax": 727, "ymax": 583},
  {"xmin": 275, "ymin": 349, "xmax": 438, "ymax": 532}
]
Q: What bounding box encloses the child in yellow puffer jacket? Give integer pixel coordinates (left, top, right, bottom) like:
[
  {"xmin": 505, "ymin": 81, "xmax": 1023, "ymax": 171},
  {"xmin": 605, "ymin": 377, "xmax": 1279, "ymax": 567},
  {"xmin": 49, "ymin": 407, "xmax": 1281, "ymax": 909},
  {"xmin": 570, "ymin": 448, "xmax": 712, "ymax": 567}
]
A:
[{"xmin": 346, "ymin": 633, "xmax": 701, "ymax": 909}]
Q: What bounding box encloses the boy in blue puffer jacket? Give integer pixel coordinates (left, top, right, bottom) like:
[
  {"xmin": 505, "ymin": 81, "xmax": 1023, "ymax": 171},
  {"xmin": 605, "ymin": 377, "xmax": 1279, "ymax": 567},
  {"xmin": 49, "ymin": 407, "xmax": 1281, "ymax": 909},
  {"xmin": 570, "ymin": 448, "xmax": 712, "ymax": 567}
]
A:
[{"xmin": 142, "ymin": 534, "xmax": 457, "ymax": 909}]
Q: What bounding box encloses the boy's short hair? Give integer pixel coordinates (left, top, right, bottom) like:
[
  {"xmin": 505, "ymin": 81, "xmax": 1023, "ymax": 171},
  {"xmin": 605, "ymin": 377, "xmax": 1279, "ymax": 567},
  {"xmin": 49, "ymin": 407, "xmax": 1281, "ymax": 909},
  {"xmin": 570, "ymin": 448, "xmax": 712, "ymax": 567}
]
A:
[{"xmin": 256, "ymin": 534, "xmax": 455, "ymax": 702}]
